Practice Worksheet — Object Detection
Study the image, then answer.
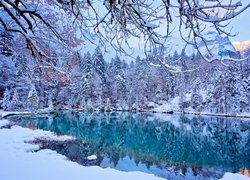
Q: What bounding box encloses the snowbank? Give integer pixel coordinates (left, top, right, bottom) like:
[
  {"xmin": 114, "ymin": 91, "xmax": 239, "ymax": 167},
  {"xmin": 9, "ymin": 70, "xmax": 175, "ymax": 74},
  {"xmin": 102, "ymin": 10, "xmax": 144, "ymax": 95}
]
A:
[
  {"xmin": 153, "ymin": 97, "xmax": 180, "ymax": 113},
  {"xmin": 0, "ymin": 125, "xmax": 163, "ymax": 180},
  {"xmin": 0, "ymin": 110, "xmax": 32, "ymax": 118},
  {"xmin": 0, "ymin": 119, "xmax": 9, "ymax": 128},
  {"xmin": 0, "ymin": 109, "xmax": 56, "ymax": 119},
  {"xmin": 152, "ymin": 102, "xmax": 250, "ymax": 119}
]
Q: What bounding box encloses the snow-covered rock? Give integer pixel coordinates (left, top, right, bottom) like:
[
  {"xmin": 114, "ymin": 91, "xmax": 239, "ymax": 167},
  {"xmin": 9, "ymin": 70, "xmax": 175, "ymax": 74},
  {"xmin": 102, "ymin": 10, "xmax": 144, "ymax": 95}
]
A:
[{"xmin": 87, "ymin": 155, "xmax": 97, "ymax": 161}]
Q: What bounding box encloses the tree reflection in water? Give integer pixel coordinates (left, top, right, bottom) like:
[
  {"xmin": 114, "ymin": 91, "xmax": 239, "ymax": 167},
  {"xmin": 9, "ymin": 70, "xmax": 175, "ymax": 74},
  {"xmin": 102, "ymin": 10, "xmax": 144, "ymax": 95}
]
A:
[{"xmin": 9, "ymin": 112, "xmax": 250, "ymax": 179}]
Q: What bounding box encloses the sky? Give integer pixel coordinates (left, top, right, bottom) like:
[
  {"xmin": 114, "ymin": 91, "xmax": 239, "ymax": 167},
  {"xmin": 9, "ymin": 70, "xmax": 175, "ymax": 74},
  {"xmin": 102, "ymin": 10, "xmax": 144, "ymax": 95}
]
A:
[
  {"xmin": 124, "ymin": 0, "xmax": 250, "ymax": 58},
  {"xmin": 229, "ymin": 5, "xmax": 250, "ymax": 42},
  {"xmin": 81, "ymin": 0, "xmax": 250, "ymax": 61}
]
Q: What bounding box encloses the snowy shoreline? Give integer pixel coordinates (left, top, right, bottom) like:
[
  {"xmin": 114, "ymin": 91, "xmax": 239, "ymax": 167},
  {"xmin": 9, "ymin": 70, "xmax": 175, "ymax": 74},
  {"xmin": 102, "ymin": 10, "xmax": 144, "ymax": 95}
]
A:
[
  {"xmin": 181, "ymin": 111, "xmax": 250, "ymax": 119},
  {"xmin": 62, "ymin": 107, "xmax": 250, "ymax": 119},
  {"xmin": 0, "ymin": 120, "xmax": 164, "ymax": 180},
  {"xmin": 1, "ymin": 108, "xmax": 250, "ymax": 119}
]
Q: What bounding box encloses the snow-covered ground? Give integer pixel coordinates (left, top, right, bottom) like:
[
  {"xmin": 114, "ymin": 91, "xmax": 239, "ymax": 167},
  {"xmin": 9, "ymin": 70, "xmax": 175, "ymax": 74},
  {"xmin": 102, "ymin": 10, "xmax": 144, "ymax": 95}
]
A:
[
  {"xmin": 152, "ymin": 98, "xmax": 250, "ymax": 118},
  {"xmin": 220, "ymin": 173, "xmax": 249, "ymax": 180},
  {"xmin": 0, "ymin": 120, "xmax": 164, "ymax": 180},
  {"xmin": 0, "ymin": 109, "xmax": 57, "ymax": 119},
  {"xmin": 0, "ymin": 119, "xmax": 9, "ymax": 127}
]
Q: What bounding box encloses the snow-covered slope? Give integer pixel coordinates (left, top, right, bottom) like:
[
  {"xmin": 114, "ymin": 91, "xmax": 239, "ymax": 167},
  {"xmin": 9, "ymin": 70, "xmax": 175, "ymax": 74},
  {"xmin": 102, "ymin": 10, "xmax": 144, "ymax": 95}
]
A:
[
  {"xmin": 198, "ymin": 31, "xmax": 237, "ymax": 57},
  {"xmin": 233, "ymin": 40, "xmax": 250, "ymax": 52},
  {"xmin": 164, "ymin": 31, "xmax": 237, "ymax": 57}
]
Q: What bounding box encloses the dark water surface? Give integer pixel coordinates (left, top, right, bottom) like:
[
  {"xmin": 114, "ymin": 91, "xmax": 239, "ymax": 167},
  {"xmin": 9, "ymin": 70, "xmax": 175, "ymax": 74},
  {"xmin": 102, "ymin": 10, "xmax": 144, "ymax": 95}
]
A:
[{"xmin": 8, "ymin": 111, "xmax": 250, "ymax": 179}]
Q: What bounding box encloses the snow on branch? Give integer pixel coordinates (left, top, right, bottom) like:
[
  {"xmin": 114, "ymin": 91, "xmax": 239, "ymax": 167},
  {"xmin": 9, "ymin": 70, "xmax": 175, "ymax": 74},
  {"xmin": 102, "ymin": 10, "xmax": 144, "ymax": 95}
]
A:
[{"xmin": 0, "ymin": 0, "xmax": 249, "ymax": 67}]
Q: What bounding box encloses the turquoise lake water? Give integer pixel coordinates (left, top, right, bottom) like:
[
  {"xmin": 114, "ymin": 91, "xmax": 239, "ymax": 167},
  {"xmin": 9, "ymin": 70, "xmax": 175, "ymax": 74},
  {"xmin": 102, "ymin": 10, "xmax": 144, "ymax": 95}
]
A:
[{"xmin": 8, "ymin": 111, "xmax": 250, "ymax": 179}]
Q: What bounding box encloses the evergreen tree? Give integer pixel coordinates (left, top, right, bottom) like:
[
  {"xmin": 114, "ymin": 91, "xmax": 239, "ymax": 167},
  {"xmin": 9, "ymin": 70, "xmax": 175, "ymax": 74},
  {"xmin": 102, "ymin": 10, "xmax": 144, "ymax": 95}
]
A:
[
  {"xmin": 92, "ymin": 47, "xmax": 106, "ymax": 83},
  {"xmin": 1, "ymin": 88, "xmax": 12, "ymax": 110},
  {"xmin": 113, "ymin": 56, "xmax": 127, "ymax": 107},
  {"xmin": 134, "ymin": 57, "xmax": 148, "ymax": 109},
  {"xmin": 190, "ymin": 81, "xmax": 203, "ymax": 112},
  {"xmin": 27, "ymin": 84, "xmax": 39, "ymax": 110},
  {"xmin": 80, "ymin": 52, "xmax": 94, "ymax": 103}
]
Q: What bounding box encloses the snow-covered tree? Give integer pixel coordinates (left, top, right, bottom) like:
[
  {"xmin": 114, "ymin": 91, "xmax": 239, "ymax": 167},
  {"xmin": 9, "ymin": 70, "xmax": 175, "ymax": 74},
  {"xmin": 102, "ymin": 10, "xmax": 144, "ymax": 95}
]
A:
[
  {"xmin": 27, "ymin": 84, "xmax": 39, "ymax": 110},
  {"xmin": 92, "ymin": 47, "xmax": 106, "ymax": 84},
  {"xmin": 155, "ymin": 83, "xmax": 162, "ymax": 100},
  {"xmin": 133, "ymin": 57, "xmax": 149, "ymax": 109},
  {"xmin": 1, "ymin": 88, "xmax": 12, "ymax": 110},
  {"xmin": 111, "ymin": 56, "xmax": 127, "ymax": 107},
  {"xmin": 71, "ymin": 52, "xmax": 94, "ymax": 107},
  {"xmin": 0, "ymin": 56, "xmax": 15, "ymax": 100},
  {"xmin": 0, "ymin": 31, "xmax": 13, "ymax": 56}
]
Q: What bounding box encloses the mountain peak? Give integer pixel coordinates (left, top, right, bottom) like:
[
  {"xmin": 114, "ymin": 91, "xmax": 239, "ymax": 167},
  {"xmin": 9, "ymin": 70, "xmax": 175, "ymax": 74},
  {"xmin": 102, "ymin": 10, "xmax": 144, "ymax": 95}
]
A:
[{"xmin": 232, "ymin": 40, "xmax": 250, "ymax": 52}]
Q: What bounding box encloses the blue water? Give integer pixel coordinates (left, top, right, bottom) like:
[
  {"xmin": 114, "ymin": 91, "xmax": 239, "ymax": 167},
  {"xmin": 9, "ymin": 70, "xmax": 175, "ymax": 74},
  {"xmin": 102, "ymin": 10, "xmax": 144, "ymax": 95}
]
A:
[{"xmin": 8, "ymin": 111, "xmax": 250, "ymax": 179}]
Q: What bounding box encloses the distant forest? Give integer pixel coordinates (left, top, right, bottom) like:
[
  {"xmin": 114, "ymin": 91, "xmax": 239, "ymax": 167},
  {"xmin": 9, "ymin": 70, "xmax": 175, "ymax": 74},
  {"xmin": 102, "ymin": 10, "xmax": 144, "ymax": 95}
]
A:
[{"xmin": 0, "ymin": 31, "xmax": 249, "ymax": 115}]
